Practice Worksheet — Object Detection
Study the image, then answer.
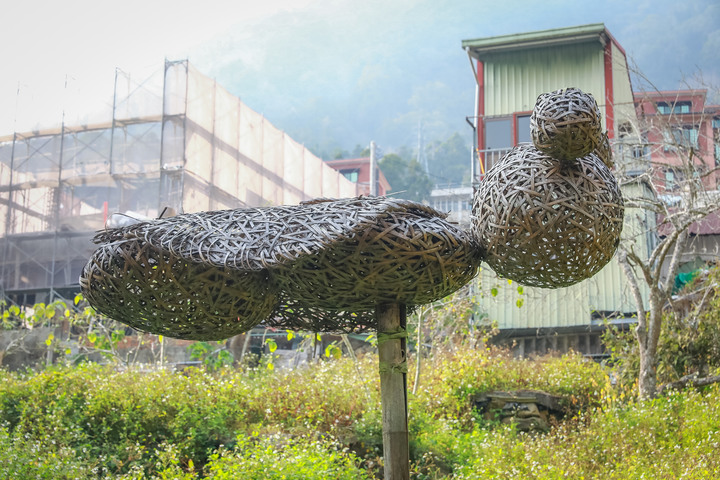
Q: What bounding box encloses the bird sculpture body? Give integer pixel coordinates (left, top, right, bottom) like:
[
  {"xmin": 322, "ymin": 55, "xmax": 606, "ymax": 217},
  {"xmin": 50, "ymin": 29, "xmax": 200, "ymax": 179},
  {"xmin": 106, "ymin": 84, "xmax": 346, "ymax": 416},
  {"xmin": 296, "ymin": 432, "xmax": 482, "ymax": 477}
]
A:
[{"xmin": 80, "ymin": 87, "xmax": 624, "ymax": 339}]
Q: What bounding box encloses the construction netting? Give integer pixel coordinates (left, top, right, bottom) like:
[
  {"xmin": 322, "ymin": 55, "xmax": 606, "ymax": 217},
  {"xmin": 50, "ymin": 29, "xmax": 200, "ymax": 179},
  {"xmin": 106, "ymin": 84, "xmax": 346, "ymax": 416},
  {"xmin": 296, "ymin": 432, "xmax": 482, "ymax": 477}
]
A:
[{"xmin": 0, "ymin": 60, "xmax": 357, "ymax": 304}]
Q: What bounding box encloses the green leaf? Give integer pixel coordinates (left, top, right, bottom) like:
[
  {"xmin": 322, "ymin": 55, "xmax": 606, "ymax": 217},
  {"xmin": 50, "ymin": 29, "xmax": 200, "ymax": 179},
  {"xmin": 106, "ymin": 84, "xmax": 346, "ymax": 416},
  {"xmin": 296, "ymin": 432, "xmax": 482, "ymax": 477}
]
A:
[
  {"xmin": 111, "ymin": 329, "xmax": 125, "ymax": 344},
  {"xmin": 491, "ymin": 287, "xmax": 498, "ymax": 297},
  {"xmin": 517, "ymin": 285, "xmax": 524, "ymax": 295},
  {"xmin": 74, "ymin": 293, "xmax": 83, "ymax": 305},
  {"xmin": 325, "ymin": 344, "xmax": 342, "ymax": 360},
  {"xmin": 516, "ymin": 298, "xmax": 524, "ymax": 308},
  {"xmin": 87, "ymin": 332, "xmax": 97, "ymax": 344},
  {"xmin": 266, "ymin": 339, "xmax": 277, "ymax": 353},
  {"xmin": 45, "ymin": 333, "xmax": 54, "ymax": 346},
  {"xmin": 158, "ymin": 335, "xmax": 164, "ymax": 343},
  {"xmin": 286, "ymin": 330, "xmax": 295, "ymax": 341}
]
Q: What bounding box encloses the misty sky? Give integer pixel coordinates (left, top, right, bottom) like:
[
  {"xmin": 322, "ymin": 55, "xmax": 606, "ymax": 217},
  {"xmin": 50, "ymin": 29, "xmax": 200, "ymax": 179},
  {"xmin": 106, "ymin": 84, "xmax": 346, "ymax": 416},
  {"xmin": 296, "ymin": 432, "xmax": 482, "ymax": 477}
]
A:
[{"xmin": 1, "ymin": 0, "xmax": 718, "ymax": 155}]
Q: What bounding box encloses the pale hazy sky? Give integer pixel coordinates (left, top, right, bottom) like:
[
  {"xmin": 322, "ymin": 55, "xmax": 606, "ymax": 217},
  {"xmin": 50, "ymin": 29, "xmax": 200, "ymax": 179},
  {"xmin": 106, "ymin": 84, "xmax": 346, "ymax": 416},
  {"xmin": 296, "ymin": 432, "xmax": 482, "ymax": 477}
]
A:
[
  {"xmin": 1, "ymin": 0, "xmax": 313, "ymax": 84},
  {"xmin": 1, "ymin": 0, "xmax": 718, "ymax": 150},
  {"xmin": 0, "ymin": 0, "xmax": 313, "ymax": 132}
]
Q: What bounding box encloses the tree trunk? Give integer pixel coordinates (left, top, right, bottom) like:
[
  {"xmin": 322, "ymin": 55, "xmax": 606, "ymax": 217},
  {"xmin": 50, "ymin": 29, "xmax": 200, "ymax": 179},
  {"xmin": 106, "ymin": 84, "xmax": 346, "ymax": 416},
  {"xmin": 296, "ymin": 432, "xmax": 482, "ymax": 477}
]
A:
[
  {"xmin": 637, "ymin": 337, "xmax": 657, "ymax": 399},
  {"xmin": 636, "ymin": 293, "xmax": 663, "ymax": 399}
]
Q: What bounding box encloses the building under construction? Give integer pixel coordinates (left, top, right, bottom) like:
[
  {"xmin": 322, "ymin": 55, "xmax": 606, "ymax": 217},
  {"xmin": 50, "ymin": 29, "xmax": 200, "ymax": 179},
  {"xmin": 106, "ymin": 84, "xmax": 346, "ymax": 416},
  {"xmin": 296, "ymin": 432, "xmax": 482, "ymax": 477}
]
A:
[{"xmin": 0, "ymin": 60, "xmax": 358, "ymax": 306}]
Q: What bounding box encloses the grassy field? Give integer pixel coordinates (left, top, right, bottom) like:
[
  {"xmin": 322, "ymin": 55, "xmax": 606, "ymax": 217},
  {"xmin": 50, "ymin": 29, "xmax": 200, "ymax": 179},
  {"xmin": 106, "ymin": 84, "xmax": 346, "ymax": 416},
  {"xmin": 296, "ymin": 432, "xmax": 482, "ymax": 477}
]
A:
[{"xmin": 0, "ymin": 346, "xmax": 718, "ymax": 479}]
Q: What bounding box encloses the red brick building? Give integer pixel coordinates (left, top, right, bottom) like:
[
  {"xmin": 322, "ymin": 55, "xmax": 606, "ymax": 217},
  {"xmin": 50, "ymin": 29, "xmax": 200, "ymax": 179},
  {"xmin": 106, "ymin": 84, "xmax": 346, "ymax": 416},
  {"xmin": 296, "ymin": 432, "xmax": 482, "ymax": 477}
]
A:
[
  {"xmin": 325, "ymin": 157, "xmax": 391, "ymax": 196},
  {"xmin": 635, "ymin": 90, "xmax": 720, "ymax": 284},
  {"xmin": 634, "ymin": 89, "xmax": 720, "ymax": 193}
]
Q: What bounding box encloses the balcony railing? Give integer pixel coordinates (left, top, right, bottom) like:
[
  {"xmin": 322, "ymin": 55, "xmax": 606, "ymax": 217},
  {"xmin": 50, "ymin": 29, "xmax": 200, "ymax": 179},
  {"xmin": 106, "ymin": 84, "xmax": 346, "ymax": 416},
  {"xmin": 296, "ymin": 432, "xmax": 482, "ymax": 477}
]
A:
[{"xmin": 473, "ymin": 147, "xmax": 513, "ymax": 183}]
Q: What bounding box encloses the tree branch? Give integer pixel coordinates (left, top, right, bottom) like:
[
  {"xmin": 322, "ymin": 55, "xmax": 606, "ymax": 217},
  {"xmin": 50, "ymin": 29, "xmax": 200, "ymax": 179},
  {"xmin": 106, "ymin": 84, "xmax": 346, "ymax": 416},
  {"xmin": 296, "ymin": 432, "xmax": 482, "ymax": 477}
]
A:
[
  {"xmin": 625, "ymin": 246, "xmax": 654, "ymax": 290},
  {"xmin": 658, "ymin": 374, "xmax": 720, "ymax": 395},
  {"xmin": 661, "ymin": 229, "xmax": 689, "ymax": 297},
  {"xmin": 618, "ymin": 248, "xmax": 647, "ymax": 327}
]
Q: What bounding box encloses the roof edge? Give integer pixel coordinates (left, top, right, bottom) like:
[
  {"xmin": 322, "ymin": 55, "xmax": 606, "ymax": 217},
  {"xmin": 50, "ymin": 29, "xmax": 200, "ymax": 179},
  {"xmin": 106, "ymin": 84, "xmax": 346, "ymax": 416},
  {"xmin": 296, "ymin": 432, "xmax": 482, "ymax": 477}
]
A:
[{"xmin": 462, "ymin": 23, "xmax": 608, "ymax": 58}]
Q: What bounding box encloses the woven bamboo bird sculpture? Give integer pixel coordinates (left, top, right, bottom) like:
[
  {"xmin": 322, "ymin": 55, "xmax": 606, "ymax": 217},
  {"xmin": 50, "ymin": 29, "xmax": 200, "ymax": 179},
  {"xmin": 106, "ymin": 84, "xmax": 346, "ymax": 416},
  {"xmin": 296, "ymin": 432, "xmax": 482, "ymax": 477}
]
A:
[{"xmin": 80, "ymin": 87, "xmax": 624, "ymax": 340}]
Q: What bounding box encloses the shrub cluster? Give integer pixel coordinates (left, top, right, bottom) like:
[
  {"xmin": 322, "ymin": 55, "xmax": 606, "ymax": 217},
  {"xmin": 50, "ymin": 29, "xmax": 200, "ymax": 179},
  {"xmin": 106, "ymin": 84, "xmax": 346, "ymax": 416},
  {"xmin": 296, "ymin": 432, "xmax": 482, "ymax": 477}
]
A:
[
  {"xmin": 0, "ymin": 347, "xmax": 718, "ymax": 478},
  {"xmin": 604, "ymin": 263, "xmax": 720, "ymax": 389}
]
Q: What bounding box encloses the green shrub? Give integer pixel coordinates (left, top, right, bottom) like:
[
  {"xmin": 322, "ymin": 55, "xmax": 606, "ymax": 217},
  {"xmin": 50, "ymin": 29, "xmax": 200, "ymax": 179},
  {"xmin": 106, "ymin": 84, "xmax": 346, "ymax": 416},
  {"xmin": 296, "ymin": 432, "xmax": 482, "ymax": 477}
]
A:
[
  {"xmin": 0, "ymin": 357, "xmax": 376, "ymax": 476},
  {"xmin": 1, "ymin": 345, "xmax": 718, "ymax": 478},
  {"xmin": 604, "ymin": 264, "xmax": 720, "ymax": 390},
  {"xmin": 0, "ymin": 424, "xmax": 92, "ymax": 479},
  {"xmin": 205, "ymin": 434, "xmax": 372, "ymax": 479},
  {"xmin": 409, "ymin": 346, "xmax": 610, "ymax": 425},
  {"xmin": 451, "ymin": 384, "xmax": 720, "ymax": 479}
]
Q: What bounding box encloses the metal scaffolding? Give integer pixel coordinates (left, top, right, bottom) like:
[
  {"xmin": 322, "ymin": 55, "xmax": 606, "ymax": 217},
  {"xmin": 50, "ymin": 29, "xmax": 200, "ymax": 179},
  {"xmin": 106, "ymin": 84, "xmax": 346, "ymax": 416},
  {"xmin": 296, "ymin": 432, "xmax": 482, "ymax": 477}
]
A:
[{"xmin": 0, "ymin": 60, "xmax": 357, "ymax": 305}]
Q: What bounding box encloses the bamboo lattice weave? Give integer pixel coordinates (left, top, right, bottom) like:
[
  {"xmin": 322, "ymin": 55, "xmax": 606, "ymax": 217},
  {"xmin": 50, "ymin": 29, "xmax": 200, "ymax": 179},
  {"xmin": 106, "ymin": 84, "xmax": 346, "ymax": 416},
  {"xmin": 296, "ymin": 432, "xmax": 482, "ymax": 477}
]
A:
[
  {"xmin": 472, "ymin": 144, "xmax": 624, "ymax": 288},
  {"xmin": 93, "ymin": 197, "xmax": 460, "ymax": 271},
  {"xmin": 595, "ymin": 132, "xmax": 613, "ymax": 168},
  {"xmin": 80, "ymin": 238, "xmax": 279, "ymax": 340},
  {"xmin": 81, "ymin": 87, "xmax": 626, "ymax": 339},
  {"xmin": 81, "ymin": 197, "xmax": 482, "ymax": 337},
  {"xmin": 530, "ymin": 88, "xmax": 604, "ymax": 163},
  {"xmin": 269, "ymin": 207, "xmax": 481, "ymax": 331}
]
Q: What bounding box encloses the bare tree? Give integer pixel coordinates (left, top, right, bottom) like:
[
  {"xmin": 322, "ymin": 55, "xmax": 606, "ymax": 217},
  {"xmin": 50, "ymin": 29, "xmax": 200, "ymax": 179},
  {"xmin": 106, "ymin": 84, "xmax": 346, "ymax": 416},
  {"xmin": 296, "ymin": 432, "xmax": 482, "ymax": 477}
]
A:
[{"xmin": 616, "ymin": 72, "xmax": 720, "ymax": 398}]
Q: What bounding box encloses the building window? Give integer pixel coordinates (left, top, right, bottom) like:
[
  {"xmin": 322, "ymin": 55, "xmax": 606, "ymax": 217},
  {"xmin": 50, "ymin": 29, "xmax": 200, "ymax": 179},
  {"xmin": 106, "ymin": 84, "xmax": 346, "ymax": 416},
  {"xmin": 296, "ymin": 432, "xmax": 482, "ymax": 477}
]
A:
[
  {"xmin": 340, "ymin": 169, "xmax": 359, "ymax": 183},
  {"xmin": 657, "ymin": 101, "xmax": 691, "ymax": 115},
  {"xmin": 632, "ymin": 145, "xmax": 647, "ymax": 159},
  {"xmin": 665, "ymin": 169, "xmax": 676, "ymax": 190},
  {"xmin": 484, "ymin": 117, "xmax": 512, "ymax": 150},
  {"xmin": 516, "ymin": 115, "xmax": 531, "ymax": 143},
  {"xmin": 664, "ymin": 168, "xmax": 686, "ymax": 190},
  {"xmin": 485, "ymin": 114, "xmax": 533, "ymax": 148},
  {"xmin": 673, "ymin": 126, "xmax": 699, "ymax": 148},
  {"xmin": 618, "ymin": 122, "xmax": 633, "ymax": 138},
  {"xmin": 663, "ymin": 126, "xmax": 699, "ymax": 150}
]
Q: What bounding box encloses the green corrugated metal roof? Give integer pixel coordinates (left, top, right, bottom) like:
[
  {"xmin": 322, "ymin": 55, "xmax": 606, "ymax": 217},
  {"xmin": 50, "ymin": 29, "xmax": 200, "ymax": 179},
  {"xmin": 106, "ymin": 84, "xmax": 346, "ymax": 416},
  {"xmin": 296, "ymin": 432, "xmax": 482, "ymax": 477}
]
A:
[{"xmin": 463, "ymin": 23, "xmax": 608, "ymax": 59}]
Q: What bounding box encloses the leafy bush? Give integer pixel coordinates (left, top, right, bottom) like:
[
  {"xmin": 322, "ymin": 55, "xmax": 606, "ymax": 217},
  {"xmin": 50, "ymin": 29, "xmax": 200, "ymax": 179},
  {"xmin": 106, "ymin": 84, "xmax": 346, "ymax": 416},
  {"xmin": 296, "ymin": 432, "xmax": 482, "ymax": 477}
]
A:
[
  {"xmin": 410, "ymin": 346, "xmax": 610, "ymax": 426},
  {"xmin": 451, "ymin": 384, "xmax": 720, "ymax": 479},
  {"xmin": 188, "ymin": 341, "xmax": 234, "ymax": 370},
  {"xmin": 0, "ymin": 357, "xmax": 376, "ymax": 477},
  {"xmin": 604, "ymin": 264, "xmax": 720, "ymax": 389},
  {"xmin": 205, "ymin": 434, "xmax": 372, "ymax": 479},
  {"xmin": 0, "ymin": 295, "xmax": 157, "ymax": 368},
  {"xmin": 0, "ymin": 345, "xmax": 718, "ymax": 478},
  {"xmin": 0, "ymin": 424, "xmax": 92, "ymax": 479}
]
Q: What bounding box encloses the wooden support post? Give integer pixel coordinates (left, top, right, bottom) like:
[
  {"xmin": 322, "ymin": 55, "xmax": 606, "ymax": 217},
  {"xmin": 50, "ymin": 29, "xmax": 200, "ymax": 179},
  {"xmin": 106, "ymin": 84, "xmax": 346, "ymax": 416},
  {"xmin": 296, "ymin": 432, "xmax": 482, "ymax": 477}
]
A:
[{"xmin": 376, "ymin": 303, "xmax": 409, "ymax": 480}]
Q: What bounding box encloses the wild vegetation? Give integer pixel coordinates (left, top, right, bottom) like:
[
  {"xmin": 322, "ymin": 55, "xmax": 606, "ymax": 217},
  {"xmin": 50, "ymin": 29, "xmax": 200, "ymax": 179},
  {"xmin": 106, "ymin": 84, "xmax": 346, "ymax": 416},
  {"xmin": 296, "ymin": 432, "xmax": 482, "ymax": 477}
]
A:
[
  {"xmin": 0, "ymin": 330, "xmax": 718, "ymax": 477},
  {"xmin": 1, "ymin": 269, "xmax": 719, "ymax": 478},
  {"xmin": 1, "ymin": 347, "xmax": 718, "ymax": 479}
]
